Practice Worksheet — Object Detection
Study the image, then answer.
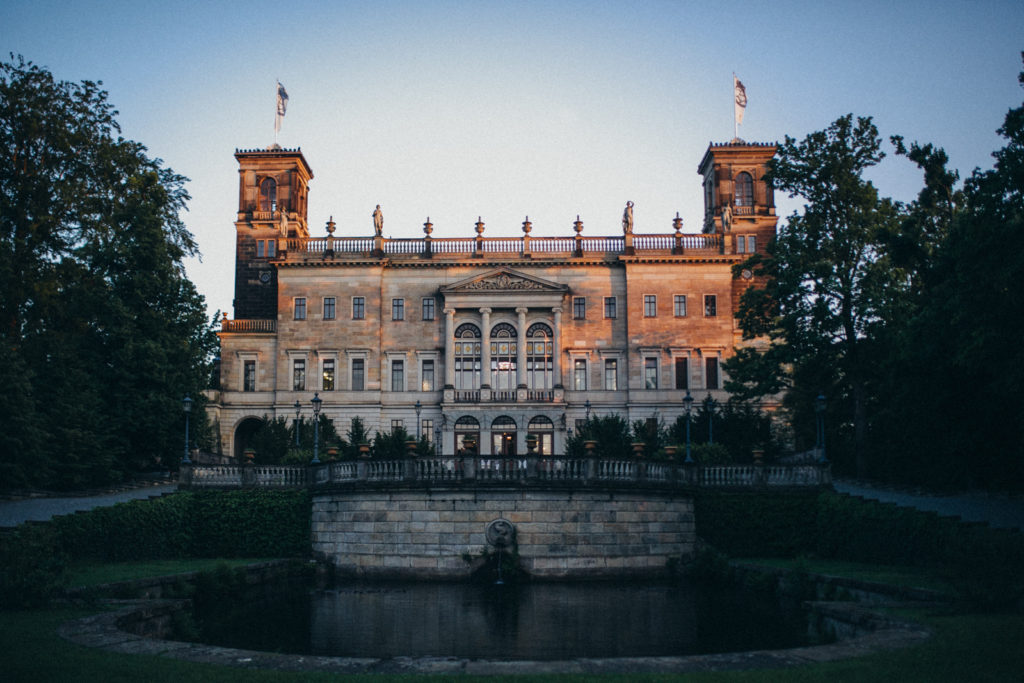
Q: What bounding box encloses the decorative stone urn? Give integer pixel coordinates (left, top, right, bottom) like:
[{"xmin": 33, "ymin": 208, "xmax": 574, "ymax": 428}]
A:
[
  {"xmin": 583, "ymin": 440, "xmax": 598, "ymax": 457},
  {"xmin": 525, "ymin": 434, "xmax": 538, "ymax": 454},
  {"xmin": 243, "ymin": 447, "xmax": 256, "ymax": 462},
  {"xmin": 358, "ymin": 443, "xmax": 371, "ymax": 459},
  {"xmin": 631, "ymin": 442, "xmax": 646, "ymax": 458},
  {"xmin": 405, "ymin": 440, "xmax": 419, "ymax": 457},
  {"xmin": 664, "ymin": 445, "xmax": 678, "ymax": 459}
]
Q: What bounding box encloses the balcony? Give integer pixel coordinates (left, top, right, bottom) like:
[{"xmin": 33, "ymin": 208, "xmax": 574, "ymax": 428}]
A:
[
  {"xmin": 446, "ymin": 387, "xmax": 561, "ymax": 404},
  {"xmin": 220, "ymin": 318, "xmax": 277, "ymax": 333}
]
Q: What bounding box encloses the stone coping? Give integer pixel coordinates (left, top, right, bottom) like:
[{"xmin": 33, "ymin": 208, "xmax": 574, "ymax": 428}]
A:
[
  {"xmin": 58, "ymin": 577, "xmax": 932, "ymax": 675},
  {"xmin": 730, "ymin": 562, "xmax": 951, "ymax": 604}
]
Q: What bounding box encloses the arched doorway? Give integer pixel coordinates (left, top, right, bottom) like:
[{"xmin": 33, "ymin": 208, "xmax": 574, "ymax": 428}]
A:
[
  {"xmin": 528, "ymin": 416, "xmax": 554, "ymax": 455},
  {"xmin": 454, "ymin": 415, "xmax": 480, "ymax": 455},
  {"xmin": 491, "ymin": 415, "xmax": 517, "ymax": 456},
  {"xmin": 234, "ymin": 417, "xmax": 263, "ymax": 460}
]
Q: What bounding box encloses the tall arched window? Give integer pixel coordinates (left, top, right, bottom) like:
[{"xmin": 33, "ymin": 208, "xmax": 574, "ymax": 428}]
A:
[
  {"xmin": 526, "ymin": 323, "xmax": 553, "ymax": 391},
  {"xmin": 527, "ymin": 416, "xmax": 554, "ymax": 455},
  {"xmin": 454, "ymin": 416, "xmax": 480, "ymax": 454},
  {"xmin": 735, "ymin": 172, "xmax": 754, "ymax": 208},
  {"xmin": 454, "ymin": 323, "xmax": 481, "ymax": 391},
  {"xmin": 259, "ymin": 177, "xmax": 277, "ymax": 212},
  {"xmin": 490, "ymin": 322, "xmax": 518, "ymax": 391},
  {"xmin": 491, "ymin": 415, "xmax": 517, "ymax": 456}
]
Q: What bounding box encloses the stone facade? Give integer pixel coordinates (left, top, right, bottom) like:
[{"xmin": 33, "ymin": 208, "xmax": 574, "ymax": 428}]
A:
[
  {"xmin": 311, "ymin": 489, "xmax": 695, "ymax": 579},
  {"xmin": 207, "ymin": 142, "xmax": 778, "ymax": 457}
]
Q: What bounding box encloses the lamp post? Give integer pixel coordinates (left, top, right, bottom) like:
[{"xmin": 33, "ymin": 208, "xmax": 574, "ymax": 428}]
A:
[
  {"xmin": 311, "ymin": 392, "xmax": 322, "ymax": 464},
  {"xmin": 182, "ymin": 396, "xmax": 193, "ymax": 464},
  {"xmin": 704, "ymin": 393, "xmax": 714, "ymax": 445},
  {"xmin": 415, "ymin": 400, "xmax": 422, "ymax": 439},
  {"xmin": 584, "ymin": 399, "xmax": 591, "ymax": 421},
  {"xmin": 434, "ymin": 424, "xmax": 441, "ymax": 455},
  {"xmin": 683, "ymin": 390, "xmax": 694, "ymax": 464},
  {"xmin": 815, "ymin": 393, "xmax": 827, "ymax": 463},
  {"xmin": 293, "ymin": 400, "xmax": 301, "ymax": 447}
]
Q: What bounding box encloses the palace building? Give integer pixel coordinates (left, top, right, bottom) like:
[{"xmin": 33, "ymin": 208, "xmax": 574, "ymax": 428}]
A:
[{"xmin": 207, "ymin": 141, "xmax": 778, "ymax": 458}]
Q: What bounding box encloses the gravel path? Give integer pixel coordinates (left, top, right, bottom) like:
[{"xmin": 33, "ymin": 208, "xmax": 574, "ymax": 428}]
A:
[
  {"xmin": 0, "ymin": 484, "xmax": 178, "ymax": 527},
  {"xmin": 832, "ymin": 479, "xmax": 1024, "ymax": 531}
]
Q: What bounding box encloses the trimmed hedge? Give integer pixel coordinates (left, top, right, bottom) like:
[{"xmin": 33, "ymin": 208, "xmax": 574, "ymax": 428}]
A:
[
  {"xmin": 693, "ymin": 491, "xmax": 820, "ymax": 557},
  {"xmin": 0, "ymin": 489, "xmax": 311, "ymax": 608}
]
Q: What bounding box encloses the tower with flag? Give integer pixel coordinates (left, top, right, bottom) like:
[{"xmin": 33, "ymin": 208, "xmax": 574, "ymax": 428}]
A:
[
  {"xmin": 733, "ymin": 75, "xmax": 747, "ymax": 141},
  {"xmin": 274, "ymin": 81, "xmax": 289, "ymax": 142}
]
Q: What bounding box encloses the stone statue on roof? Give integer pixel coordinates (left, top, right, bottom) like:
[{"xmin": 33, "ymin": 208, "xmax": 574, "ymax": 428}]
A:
[
  {"xmin": 622, "ymin": 201, "xmax": 634, "ymax": 234},
  {"xmin": 373, "ymin": 205, "xmax": 383, "ymax": 236}
]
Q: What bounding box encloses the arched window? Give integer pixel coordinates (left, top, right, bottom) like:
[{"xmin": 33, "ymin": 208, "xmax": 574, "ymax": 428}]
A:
[
  {"xmin": 527, "ymin": 416, "xmax": 554, "ymax": 456},
  {"xmin": 454, "ymin": 323, "xmax": 481, "ymax": 391},
  {"xmin": 259, "ymin": 177, "xmax": 277, "ymax": 212},
  {"xmin": 454, "ymin": 415, "xmax": 480, "ymax": 454},
  {"xmin": 735, "ymin": 172, "xmax": 754, "ymax": 208},
  {"xmin": 491, "ymin": 415, "xmax": 517, "ymax": 457},
  {"xmin": 526, "ymin": 323, "xmax": 553, "ymax": 391},
  {"xmin": 490, "ymin": 322, "xmax": 518, "ymax": 391}
]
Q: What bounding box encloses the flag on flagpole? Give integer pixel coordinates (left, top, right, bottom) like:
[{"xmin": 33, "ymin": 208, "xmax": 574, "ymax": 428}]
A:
[
  {"xmin": 275, "ymin": 81, "xmax": 289, "ymax": 135},
  {"xmin": 733, "ymin": 75, "xmax": 747, "ymax": 128}
]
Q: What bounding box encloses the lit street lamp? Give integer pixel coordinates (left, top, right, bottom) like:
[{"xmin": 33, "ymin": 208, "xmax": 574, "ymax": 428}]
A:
[
  {"xmin": 815, "ymin": 393, "xmax": 827, "ymax": 463},
  {"xmin": 415, "ymin": 399, "xmax": 422, "ymax": 439},
  {"xmin": 311, "ymin": 392, "xmax": 322, "ymax": 464},
  {"xmin": 182, "ymin": 395, "xmax": 193, "ymax": 464},
  {"xmin": 704, "ymin": 393, "xmax": 714, "ymax": 445},
  {"xmin": 683, "ymin": 390, "xmax": 694, "ymax": 464},
  {"xmin": 293, "ymin": 400, "xmax": 302, "ymax": 447}
]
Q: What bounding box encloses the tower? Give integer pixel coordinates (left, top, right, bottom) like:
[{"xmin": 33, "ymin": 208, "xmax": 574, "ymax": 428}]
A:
[
  {"xmin": 232, "ymin": 146, "xmax": 313, "ymax": 319},
  {"xmin": 697, "ymin": 142, "xmax": 777, "ymax": 250}
]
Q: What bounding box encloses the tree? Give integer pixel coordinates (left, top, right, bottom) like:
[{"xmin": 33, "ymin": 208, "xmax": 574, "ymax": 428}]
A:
[
  {"xmin": 0, "ymin": 56, "xmax": 215, "ymax": 488},
  {"xmin": 726, "ymin": 114, "xmax": 904, "ymax": 477}
]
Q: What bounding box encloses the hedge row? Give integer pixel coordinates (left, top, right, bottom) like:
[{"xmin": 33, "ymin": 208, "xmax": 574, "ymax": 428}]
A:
[
  {"xmin": 0, "ymin": 489, "xmax": 311, "ymax": 608},
  {"xmin": 694, "ymin": 489, "xmax": 1024, "ymax": 575}
]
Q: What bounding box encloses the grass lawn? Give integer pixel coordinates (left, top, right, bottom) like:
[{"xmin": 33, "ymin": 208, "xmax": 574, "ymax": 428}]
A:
[{"xmin": 734, "ymin": 557, "xmax": 954, "ymax": 594}]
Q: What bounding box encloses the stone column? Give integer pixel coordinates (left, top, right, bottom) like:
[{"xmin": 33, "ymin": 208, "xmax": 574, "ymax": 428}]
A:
[
  {"xmin": 444, "ymin": 308, "xmax": 456, "ymax": 388},
  {"xmin": 552, "ymin": 306, "xmax": 563, "ymax": 388},
  {"xmin": 516, "ymin": 307, "xmax": 528, "ymax": 389},
  {"xmin": 480, "ymin": 308, "xmax": 492, "ymax": 389}
]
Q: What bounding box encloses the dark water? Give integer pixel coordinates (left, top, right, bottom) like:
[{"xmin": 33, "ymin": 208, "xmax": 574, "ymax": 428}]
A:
[{"xmin": 190, "ymin": 579, "xmax": 810, "ymax": 660}]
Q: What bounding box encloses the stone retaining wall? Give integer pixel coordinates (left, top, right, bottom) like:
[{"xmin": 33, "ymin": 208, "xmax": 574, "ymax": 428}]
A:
[{"xmin": 312, "ymin": 490, "xmax": 695, "ymax": 578}]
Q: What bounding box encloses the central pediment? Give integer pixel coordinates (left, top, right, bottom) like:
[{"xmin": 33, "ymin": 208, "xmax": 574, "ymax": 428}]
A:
[{"xmin": 440, "ymin": 268, "xmax": 569, "ymax": 294}]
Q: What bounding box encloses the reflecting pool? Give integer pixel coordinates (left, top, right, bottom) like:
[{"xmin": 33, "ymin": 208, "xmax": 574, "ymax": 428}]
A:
[{"xmin": 190, "ymin": 580, "xmax": 811, "ymax": 660}]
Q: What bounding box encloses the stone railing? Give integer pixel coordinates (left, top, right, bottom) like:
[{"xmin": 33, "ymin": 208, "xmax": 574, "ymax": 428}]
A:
[
  {"xmin": 219, "ymin": 318, "xmax": 277, "ymax": 333},
  {"xmin": 180, "ymin": 458, "xmax": 831, "ymax": 491},
  {"xmin": 278, "ymin": 233, "xmax": 724, "ymax": 259}
]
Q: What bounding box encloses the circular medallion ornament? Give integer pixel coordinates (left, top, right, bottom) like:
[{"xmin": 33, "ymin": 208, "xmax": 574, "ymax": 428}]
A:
[
  {"xmin": 259, "ymin": 271, "xmax": 272, "ymax": 283},
  {"xmin": 741, "ymin": 269, "xmax": 753, "ymax": 280},
  {"xmin": 485, "ymin": 518, "xmax": 515, "ymax": 548}
]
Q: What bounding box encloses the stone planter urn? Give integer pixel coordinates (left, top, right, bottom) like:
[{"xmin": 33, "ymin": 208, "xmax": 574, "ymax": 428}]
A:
[
  {"xmin": 525, "ymin": 434, "xmax": 538, "ymax": 455},
  {"xmin": 326, "ymin": 446, "xmax": 339, "ymax": 460},
  {"xmin": 631, "ymin": 442, "xmax": 646, "ymax": 458},
  {"xmin": 752, "ymin": 448, "xmax": 765, "ymax": 465},
  {"xmin": 243, "ymin": 447, "xmax": 256, "ymax": 462},
  {"xmin": 405, "ymin": 440, "xmax": 419, "ymax": 457},
  {"xmin": 358, "ymin": 443, "xmax": 371, "ymax": 459},
  {"xmin": 583, "ymin": 440, "xmax": 598, "ymax": 457},
  {"xmin": 462, "ymin": 437, "xmax": 477, "ymax": 455},
  {"xmin": 664, "ymin": 445, "xmax": 678, "ymax": 459}
]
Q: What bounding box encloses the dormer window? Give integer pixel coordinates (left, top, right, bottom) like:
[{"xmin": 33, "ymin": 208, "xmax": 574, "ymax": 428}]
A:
[
  {"xmin": 259, "ymin": 177, "xmax": 277, "ymax": 212},
  {"xmin": 735, "ymin": 172, "xmax": 754, "ymax": 207}
]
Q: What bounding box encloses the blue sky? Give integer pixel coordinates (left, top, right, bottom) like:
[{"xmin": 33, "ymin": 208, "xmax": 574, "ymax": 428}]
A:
[{"xmin": 4, "ymin": 1, "xmax": 1022, "ymax": 318}]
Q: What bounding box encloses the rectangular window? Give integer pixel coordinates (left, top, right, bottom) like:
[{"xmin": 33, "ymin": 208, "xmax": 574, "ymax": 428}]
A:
[
  {"xmin": 422, "ymin": 419, "xmax": 434, "ymax": 443},
  {"xmin": 352, "ymin": 297, "xmax": 365, "ymax": 320},
  {"xmin": 573, "ymin": 297, "xmax": 586, "ymax": 320},
  {"xmin": 392, "ymin": 298, "xmax": 405, "ymax": 321},
  {"xmin": 392, "ymin": 419, "xmax": 403, "ymax": 430},
  {"xmin": 675, "ymin": 358, "xmax": 689, "ymax": 390},
  {"xmin": 644, "ymin": 294, "xmax": 657, "ymax": 318},
  {"xmin": 256, "ymin": 240, "xmax": 265, "ymax": 258},
  {"xmin": 644, "ymin": 357, "xmax": 658, "ymax": 389},
  {"xmin": 322, "ymin": 359, "xmax": 335, "ymax": 391},
  {"xmin": 294, "ymin": 297, "xmax": 306, "ymax": 320},
  {"xmin": 421, "ymin": 359, "xmax": 435, "ymax": 392},
  {"xmin": 351, "ymin": 358, "xmax": 364, "ymax": 391},
  {"xmin": 422, "ymin": 298, "xmax": 435, "ymax": 321},
  {"xmin": 243, "ymin": 360, "xmax": 256, "ymax": 392},
  {"xmin": 674, "ymin": 295, "xmax": 687, "ymax": 317},
  {"xmin": 706, "ymin": 357, "xmax": 719, "ymax": 390},
  {"xmin": 604, "ymin": 296, "xmax": 617, "ymax": 319},
  {"xmin": 391, "ymin": 359, "xmax": 404, "ymax": 391},
  {"xmin": 737, "ymin": 235, "xmax": 746, "ymax": 253},
  {"xmin": 323, "ymin": 297, "xmax": 336, "ymax": 320},
  {"xmin": 604, "ymin": 359, "xmax": 618, "ymax": 390},
  {"xmin": 704, "ymin": 294, "xmax": 717, "ymax": 317},
  {"xmin": 573, "ymin": 359, "xmax": 587, "ymax": 390},
  {"xmin": 747, "ymin": 235, "xmax": 756, "ymax": 252},
  {"xmin": 293, "ymin": 359, "xmax": 305, "ymax": 391},
  {"xmin": 575, "ymin": 418, "xmax": 586, "ymax": 434},
  {"xmin": 267, "ymin": 239, "xmax": 276, "ymax": 258}
]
